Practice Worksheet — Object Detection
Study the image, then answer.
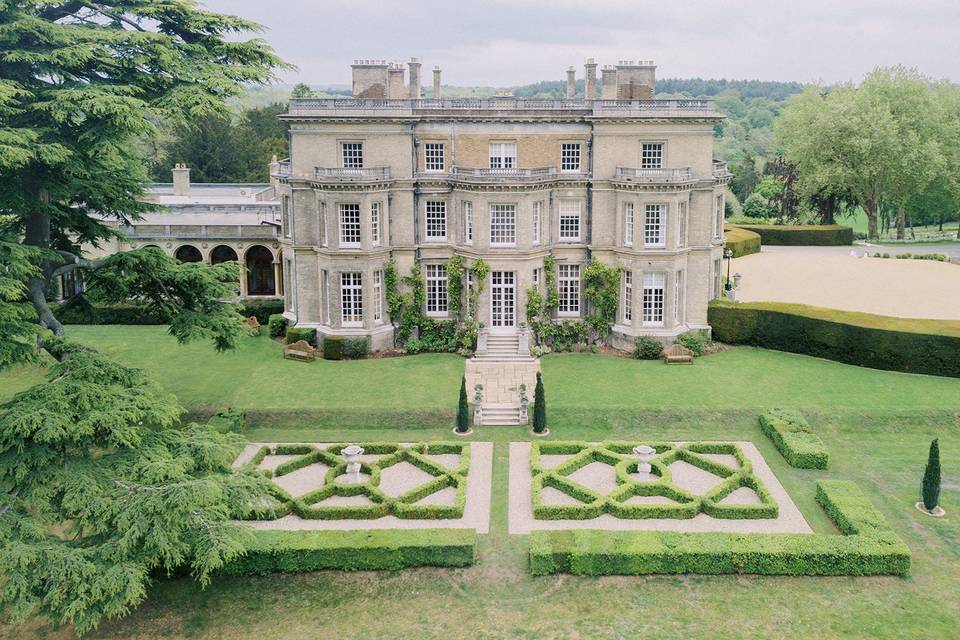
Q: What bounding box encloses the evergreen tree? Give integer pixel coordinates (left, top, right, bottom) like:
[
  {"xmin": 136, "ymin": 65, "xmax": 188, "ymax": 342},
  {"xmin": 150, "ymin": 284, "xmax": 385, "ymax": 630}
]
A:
[
  {"xmin": 456, "ymin": 376, "xmax": 470, "ymax": 433},
  {"xmin": 533, "ymin": 372, "xmax": 547, "ymax": 434},
  {"xmin": 0, "ymin": 0, "xmax": 286, "ymax": 337},
  {"xmin": 922, "ymin": 438, "xmax": 941, "ymax": 511}
]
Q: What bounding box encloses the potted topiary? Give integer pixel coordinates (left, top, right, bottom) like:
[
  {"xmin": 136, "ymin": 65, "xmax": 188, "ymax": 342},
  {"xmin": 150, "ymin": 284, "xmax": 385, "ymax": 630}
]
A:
[
  {"xmin": 454, "ymin": 376, "xmax": 472, "ymax": 436},
  {"xmin": 916, "ymin": 438, "xmax": 945, "ymax": 516},
  {"xmin": 532, "ymin": 371, "xmax": 548, "ymax": 436}
]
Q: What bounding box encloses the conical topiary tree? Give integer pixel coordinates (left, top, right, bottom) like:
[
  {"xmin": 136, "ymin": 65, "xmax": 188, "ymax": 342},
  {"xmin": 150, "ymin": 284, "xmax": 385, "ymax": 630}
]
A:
[
  {"xmin": 456, "ymin": 376, "xmax": 470, "ymax": 433},
  {"xmin": 533, "ymin": 371, "xmax": 546, "ymax": 434},
  {"xmin": 921, "ymin": 438, "xmax": 941, "ymax": 511}
]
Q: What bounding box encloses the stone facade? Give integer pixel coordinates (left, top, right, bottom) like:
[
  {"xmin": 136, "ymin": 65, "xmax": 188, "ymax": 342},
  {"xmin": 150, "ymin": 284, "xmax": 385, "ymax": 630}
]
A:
[{"xmin": 275, "ymin": 59, "xmax": 730, "ymax": 352}]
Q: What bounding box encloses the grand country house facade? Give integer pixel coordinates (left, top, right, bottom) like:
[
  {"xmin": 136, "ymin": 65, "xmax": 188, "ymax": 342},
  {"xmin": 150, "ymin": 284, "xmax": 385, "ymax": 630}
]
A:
[{"xmin": 273, "ymin": 58, "xmax": 730, "ymax": 353}]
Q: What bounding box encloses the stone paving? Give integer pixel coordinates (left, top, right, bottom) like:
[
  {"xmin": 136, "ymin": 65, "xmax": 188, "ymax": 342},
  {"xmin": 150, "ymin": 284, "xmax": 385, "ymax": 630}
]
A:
[{"xmin": 465, "ymin": 359, "xmax": 542, "ymax": 404}]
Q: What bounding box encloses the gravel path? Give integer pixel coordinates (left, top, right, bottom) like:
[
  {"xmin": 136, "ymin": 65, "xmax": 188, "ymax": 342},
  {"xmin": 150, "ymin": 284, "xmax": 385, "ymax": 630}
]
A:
[{"xmin": 732, "ymin": 246, "xmax": 960, "ymax": 319}]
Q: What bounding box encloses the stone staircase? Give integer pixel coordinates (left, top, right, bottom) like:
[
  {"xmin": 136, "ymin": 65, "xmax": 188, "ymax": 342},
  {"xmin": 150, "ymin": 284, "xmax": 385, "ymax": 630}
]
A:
[
  {"xmin": 473, "ymin": 331, "xmax": 535, "ymax": 362},
  {"xmin": 478, "ymin": 402, "xmax": 523, "ymax": 426}
]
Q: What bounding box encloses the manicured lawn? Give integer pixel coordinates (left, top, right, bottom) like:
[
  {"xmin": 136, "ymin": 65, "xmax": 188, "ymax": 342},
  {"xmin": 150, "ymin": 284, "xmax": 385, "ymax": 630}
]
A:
[{"xmin": 3, "ymin": 326, "xmax": 959, "ymax": 639}]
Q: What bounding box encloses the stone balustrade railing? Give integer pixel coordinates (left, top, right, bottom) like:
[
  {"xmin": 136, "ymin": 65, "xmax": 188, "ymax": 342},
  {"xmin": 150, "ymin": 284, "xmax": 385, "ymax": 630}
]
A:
[
  {"xmin": 314, "ymin": 166, "xmax": 391, "ymax": 181},
  {"xmin": 120, "ymin": 224, "xmax": 279, "ymax": 239},
  {"xmin": 614, "ymin": 166, "xmax": 694, "ymax": 182}
]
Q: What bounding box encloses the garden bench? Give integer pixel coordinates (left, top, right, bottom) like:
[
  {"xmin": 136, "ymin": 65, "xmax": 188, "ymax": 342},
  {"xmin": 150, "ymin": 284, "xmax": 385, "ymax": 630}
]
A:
[
  {"xmin": 245, "ymin": 316, "xmax": 261, "ymax": 336},
  {"xmin": 283, "ymin": 340, "xmax": 317, "ymax": 362},
  {"xmin": 662, "ymin": 344, "xmax": 694, "ymax": 364}
]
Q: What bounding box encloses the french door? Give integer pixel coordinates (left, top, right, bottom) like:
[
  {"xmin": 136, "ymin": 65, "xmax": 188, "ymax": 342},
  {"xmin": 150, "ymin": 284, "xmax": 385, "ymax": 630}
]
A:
[{"xmin": 490, "ymin": 271, "xmax": 515, "ymax": 329}]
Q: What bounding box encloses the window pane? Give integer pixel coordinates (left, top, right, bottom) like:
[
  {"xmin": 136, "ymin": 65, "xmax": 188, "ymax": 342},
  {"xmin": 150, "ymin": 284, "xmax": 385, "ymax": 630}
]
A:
[
  {"xmin": 643, "ymin": 272, "xmax": 665, "ymax": 325},
  {"xmin": 558, "ymin": 264, "xmax": 580, "ymax": 313},
  {"xmin": 341, "ymin": 272, "xmax": 363, "ymax": 324},
  {"xmin": 561, "ymin": 143, "xmax": 581, "ymax": 171},
  {"xmin": 559, "ymin": 200, "xmax": 581, "ymax": 241},
  {"xmin": 425, "ymin": 264, "xmax": 448, "ymax": 314},
  {"xmin": 371, "ymin": 202, "xmax": 381, "ymax": 246},
  {"xmin": 490, "ymin": 204, "xmax": 516, "ymax": 245},
  {"xmin": 641, "ymin": 143, "xmax": 662, "ymax": 169},
  {"xmin": 339, "ymin": 203, "xmax": 361, "ymax": 245},
  {"xmin": 425, "ymin": 200, "xmax": 447, "ymax": 239},
  {"xmin": 624, "ymin": 202, "xmax": 634, "ymax": 246},
  {"xmin": 644, "ymin": 204, "xmax": 665, "ymax": 247},
  {"xmin": 489, "ymin": 142, "xmax": 517, "ymax": 169},
  {"xmin": 623, "ymin": 270, "xmax": 633, "ymax": 322},
  {"xmin": 342, "ymin": 142, "xmax": 363, "ymax": 169},
  {"xmin": 425, "ymin": 143, "xmax": 445, "ymax": 171}
]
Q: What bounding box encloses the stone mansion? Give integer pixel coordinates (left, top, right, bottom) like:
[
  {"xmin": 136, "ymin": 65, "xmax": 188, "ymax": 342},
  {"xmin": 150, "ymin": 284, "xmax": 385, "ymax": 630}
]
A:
[{"xmin": 274, "ymin": 58, "xmax": 729, "ymax": 352}]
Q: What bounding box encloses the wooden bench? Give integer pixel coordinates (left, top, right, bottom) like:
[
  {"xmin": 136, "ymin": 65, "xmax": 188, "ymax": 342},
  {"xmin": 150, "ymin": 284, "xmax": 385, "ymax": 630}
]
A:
[
  {"xmin": 662, "ymin": 344, "xmax": 694, "ymax": 364},
  {"xmin": 283, "ymin": 340, "xmax": 317, "ymax": 362},
  {"xmin": 245, "ymin": 316, "xmax": 261, "ymax": 336}
]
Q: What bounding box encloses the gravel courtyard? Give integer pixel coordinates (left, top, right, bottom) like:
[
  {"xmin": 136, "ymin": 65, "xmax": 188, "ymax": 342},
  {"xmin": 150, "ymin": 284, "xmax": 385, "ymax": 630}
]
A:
[{"xmin": 731, "ymin": 246, "xmax": 960, "ymax": 319}]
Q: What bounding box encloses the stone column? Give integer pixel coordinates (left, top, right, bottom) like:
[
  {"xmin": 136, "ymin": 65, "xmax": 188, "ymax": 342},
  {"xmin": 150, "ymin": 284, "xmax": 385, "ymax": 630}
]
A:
[
  {"xmin": 273, "ymin": 261, "xmax": 282, "ymax": 297},
  {"xmin": 239, "ymin": 255, "xmax": 248, "ymax": 297}
]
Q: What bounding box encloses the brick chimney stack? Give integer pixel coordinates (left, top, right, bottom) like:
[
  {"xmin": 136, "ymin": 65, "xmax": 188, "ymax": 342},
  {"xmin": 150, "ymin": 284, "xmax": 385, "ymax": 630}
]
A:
[
  {"xmin": 584, "ymin": 58, "xmax": 597, "ymax": 100},
  {"xmin": 433, "ymin": 66, "xmax": 442, "ymax": 98},
  {"xmin": 172, "ymin": 163, "xmax": 190, "ymax": 196},
  {"xmin": 408, "ymin": 58, "xmax": 422, "ymax": 98},
  {"xmin": 566, "ymin": 66, "xmax": 576, "ymax": 98}
]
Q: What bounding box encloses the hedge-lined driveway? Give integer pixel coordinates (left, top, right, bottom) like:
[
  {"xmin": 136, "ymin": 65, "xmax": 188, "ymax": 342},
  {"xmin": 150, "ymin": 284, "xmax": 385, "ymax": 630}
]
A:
[{"xmin": 731, "ymin": 245, "xmax": 960, "ymax": 319}]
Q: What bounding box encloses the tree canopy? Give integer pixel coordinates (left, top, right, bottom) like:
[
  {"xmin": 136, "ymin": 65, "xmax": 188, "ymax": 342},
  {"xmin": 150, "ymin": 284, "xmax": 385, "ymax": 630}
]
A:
[{"xmin": 0, "ymin": 0, "xmax": 287, "ymax": 336}]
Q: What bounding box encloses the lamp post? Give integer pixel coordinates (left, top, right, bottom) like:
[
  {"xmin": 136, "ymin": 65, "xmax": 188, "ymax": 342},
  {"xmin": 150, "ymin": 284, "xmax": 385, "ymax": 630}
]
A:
[{"xmin": 724, "ymin": 248, "xmax": 734, "ymax": 292}]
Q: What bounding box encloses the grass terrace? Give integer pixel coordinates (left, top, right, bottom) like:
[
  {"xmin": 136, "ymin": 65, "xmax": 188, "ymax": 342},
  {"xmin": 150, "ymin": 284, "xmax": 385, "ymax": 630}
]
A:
[{"xmin": 2, "ymin": 326, "xmax": 959, "ymax": 639}]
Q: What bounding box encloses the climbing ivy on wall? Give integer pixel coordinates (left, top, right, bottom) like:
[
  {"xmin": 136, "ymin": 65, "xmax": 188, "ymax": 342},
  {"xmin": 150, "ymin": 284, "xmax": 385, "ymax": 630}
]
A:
[{"xmin": 582, "ymin": 258, "xmax": 620, "ymax": 341}]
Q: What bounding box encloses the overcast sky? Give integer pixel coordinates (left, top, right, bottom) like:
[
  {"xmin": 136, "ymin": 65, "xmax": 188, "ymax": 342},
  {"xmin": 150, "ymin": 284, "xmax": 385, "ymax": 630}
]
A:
[{"xmin": 201, "ymin": 0, "xmax": 959, "ymax": 87}]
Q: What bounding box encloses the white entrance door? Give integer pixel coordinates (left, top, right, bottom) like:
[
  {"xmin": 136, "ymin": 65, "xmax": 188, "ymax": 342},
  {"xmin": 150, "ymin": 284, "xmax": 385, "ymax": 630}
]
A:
[{"xmin": 490, "ymin": 271, "xmax": 515, "ymax": 329}]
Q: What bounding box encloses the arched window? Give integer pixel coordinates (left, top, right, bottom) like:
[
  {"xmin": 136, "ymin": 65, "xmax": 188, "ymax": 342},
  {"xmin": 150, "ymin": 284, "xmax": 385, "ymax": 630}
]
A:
[
  {"xmin": 245, "ymin": 245, "xmax": 275, "ymax": 295},
  {"xmin": 174, "ymin": 245, "xmax": 203, "ymax": 263},
  {"xmin": 210, "ymin": 245, "xmax": 239, "ymax": 264}
]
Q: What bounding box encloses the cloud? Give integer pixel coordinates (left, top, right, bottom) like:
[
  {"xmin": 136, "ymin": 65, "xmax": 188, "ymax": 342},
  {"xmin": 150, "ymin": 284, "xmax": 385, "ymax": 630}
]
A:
[{"xmin": 201, "ymin": 0, "xmax": 960, "ymax": 85}]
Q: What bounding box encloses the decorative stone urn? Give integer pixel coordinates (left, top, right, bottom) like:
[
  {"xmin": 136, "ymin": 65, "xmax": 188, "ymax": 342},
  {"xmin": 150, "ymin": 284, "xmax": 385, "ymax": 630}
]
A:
[
  {"xmin": 341, "ymin": 444, "xmax": 364, "ymax": 481},
  {"xmin": 633, "ymin": 444, "xmax": 656, "ymax": 481}
]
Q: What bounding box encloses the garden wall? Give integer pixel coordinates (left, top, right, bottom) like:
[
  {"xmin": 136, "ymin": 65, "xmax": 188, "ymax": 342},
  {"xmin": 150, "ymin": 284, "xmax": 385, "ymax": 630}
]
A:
[
  {"xmin": 709, "ymin": 300, "xmax": 960, "ymax": 377},
  {"xmin": 728, "ymin": 224, "xmax": 853, "ymax": 246}
]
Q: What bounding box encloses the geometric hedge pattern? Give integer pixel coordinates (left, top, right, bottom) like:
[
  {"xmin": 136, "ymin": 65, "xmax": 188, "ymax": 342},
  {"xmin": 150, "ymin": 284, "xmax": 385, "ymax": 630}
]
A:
[
  {"xmin": 531, "ymin": 441, "xmax": 778, "ymax": 520},
  {"xmin": 240, "ymin": 442, "xmax": 470, "ymax": 520}
]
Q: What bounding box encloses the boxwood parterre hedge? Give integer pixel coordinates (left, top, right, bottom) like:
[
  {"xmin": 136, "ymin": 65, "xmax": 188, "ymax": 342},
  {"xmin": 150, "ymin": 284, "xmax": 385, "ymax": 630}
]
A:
[
  {"xmin": 759, "ymin": 409, "xmax": 829, "ymax": 469},
  {"xmin": 727, "ymin": 223, "xmax": 853, "ymax": 246},
  {"xmin": 236, "ymin": 442, "xmax": 470, "ymax": 521},
  {"xmin": 531, "ymin": 441, "xmax": 778, "ymax": 521},
  {"xmin": 724, "ymin": 225, "xmax": 762, "ymax": 258},
  {"xmin": 529, "ymin": 480, "xmax": 910, "ymax": 576}
]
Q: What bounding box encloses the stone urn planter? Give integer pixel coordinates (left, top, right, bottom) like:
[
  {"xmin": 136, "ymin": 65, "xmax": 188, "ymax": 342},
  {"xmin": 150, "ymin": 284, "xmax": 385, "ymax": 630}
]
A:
[
  {"xmin": 341, "ymin": 444, "xmax": 364, "ymax": 481},
  {"xmin": 633, "ymin": 444, "xmax": 657, "ymax": 482}
]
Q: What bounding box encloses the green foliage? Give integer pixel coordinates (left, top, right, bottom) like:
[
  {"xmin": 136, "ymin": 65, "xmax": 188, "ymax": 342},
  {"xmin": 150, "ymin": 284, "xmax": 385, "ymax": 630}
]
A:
[
  {"xmin": 759, "ymin": 409, "xmax": 829, "ymax": 469},
  {"xmin": 267, "ymin": 314, "xmax": 288, "ymax": 339},
  {"xmin": 633, "ymin": 336, "xmax": 663, "ymax": 360},
  {"xmin": 222, "ymin": 529, "xmax": 476, "ymax": 575},
  {"xmin": 0, "ymin": 240, "xmax": 48, "ymax": 368},
  {"xmin": 533, "ymin": 372, "xmax": 547, "ymax": 434},
  {"xmin": 675, "ymin": 331, "xmax": 708, "ymax": 357},
  {"xmin": 0, "ymin": 341, "xmax": 272, "ymax": 634},
  {"xmin": 446, "ymin": 256, "xmax": 465, "ymax": 319},
  {"xmin": 290, "ymin": 83, "xmax": 314, "ymax": 99},
  {"xmin": 728, "ymin": 224, "xmax": 853, "ymax": 245},
  {"xmin": 285, "ymin": 327, "xmax": 317, "ymax": 346},
  {"xmin": 581, "ymin": 259, "xmax": 620, "ymax": 341},
  {"xmin": 322, "ymin": 336, "xmax": 344, "ymax": 360},
  {"xmin": 151, "ymin": 103, "xmax": 288, "ymax": 183},
  {"xmin": 343, "ymin": 337, "xmax": 369, "ymax": 359},
  {"xmin": 723, "ymin": 225, "xmax": 762, "ymax": 257},
  {"xmin": 456, "ymin": 376, "xmax": 470, "ymax": 433},
  {"xmin": 82, "ymin": 247, "xmax": 248, "ymax": 351},
  {"xmin": 530, "ymin": 480, "xmax": 910, "ymax": 577},
  {"xmin": 238, "ymin": 299, "xmax": 285, "ymax": 325},
  {"xmin": 742, "ymin": 192, "xmax": 777, "ymax": 218},
  {"xmin": 1, "ymin": 0, "xmax": 285, "ymax": 351},
  {"xmin": 207, "ymin": 408, "xmax": 247, "ymax": 433},
  {"xmin": 921, "ymin": 438, "xmax": 941, "ymax": 510},
  {"xmin": 709, "ymin": 300, "xmax": 960, "ymax": 378}
]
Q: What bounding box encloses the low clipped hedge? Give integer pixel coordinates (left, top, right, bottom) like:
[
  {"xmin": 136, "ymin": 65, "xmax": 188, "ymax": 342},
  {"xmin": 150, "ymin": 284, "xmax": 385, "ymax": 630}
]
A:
[
  {"xmin": 285, "ymin": 326, "xmax": 317, "ymax": 346},
  {"xmin": 728, "ymin": 223, "xmax": 853, "ymax": 246},
  {"xmin": 723, "ymin": 225, "xmax": 761, "ymax": 258},
  {"xmin": 529, "ymin": 480, "xmax": 910, "ymax": 577},
  {"xmin": 709, "ymin": 300, "xmax": 960, "ymax": 378},
  {"xmin": 238, "ymin": 298, "xmax": 284, "ymax": 324},
  {"xmin": 759, "ymin": 409, "xmax": 828, "ymax": 469},
  {"xmin": 267, "ymin": 313, "xmax": 287, "ymax": 338},
  {"xmin": 224, "ymin": 529, "xmax": 477, "ymax": 575},
  {"xmin": 323, "ymin": 335, "xmax": 345, "ymax": 360}
]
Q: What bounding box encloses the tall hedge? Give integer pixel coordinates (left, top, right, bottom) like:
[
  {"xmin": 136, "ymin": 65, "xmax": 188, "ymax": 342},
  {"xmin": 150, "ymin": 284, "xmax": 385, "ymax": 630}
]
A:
[
  {"xmin": 724, "ymin": 225, "xmax": 761, "ymax": 258},
  {"xmin": 728, "ymin": 223, "xmax": 853, "ymax": 246},
  {"xmin": 709, "ymin": 301, "xmax": 960, "ymax": 378}
]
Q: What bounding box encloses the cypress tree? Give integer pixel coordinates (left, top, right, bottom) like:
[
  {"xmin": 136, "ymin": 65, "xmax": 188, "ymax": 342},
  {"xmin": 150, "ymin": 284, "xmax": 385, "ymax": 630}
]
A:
[
  {"xmin": 921, "ymin": 438, "xmax": 941, "ymax": 511},
  {"xmin": 533, "ymin": 371, "xmax": 547, "ymax": 434},
  {"xmin": 456, "ymin": 376, "xmax": 470, "ymax": 433}
]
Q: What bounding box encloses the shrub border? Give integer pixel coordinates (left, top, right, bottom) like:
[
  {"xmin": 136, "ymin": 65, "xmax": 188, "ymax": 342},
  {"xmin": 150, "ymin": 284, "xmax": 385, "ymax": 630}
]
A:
[
  {"xmin": 224, "ymin": 528, "xmax": 477, "ymax": 574},
  {"xmin": 759, "ymin": 409, "xmax": 829, "ymax": 469},
  {"xmin": 529, "ymin": 480, "xmax": 911, "ymax": 576}
]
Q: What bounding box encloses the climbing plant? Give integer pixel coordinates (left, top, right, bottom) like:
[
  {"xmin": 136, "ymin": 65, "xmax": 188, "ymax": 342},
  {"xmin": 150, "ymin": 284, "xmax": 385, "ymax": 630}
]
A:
[
  {"xmin": 582, "ymin": 258, "xmax": 620, "ymax": 342},
  {"xmin": 447, "ymin": 256, "xmax": 465, "ymax": 319}
]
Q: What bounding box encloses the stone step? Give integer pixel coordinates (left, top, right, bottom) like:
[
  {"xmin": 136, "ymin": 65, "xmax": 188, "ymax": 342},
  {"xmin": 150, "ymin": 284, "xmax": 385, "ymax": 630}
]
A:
[{"xmin": 480, "ymin": 403, "xmax": 523, "ymax": 426}]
